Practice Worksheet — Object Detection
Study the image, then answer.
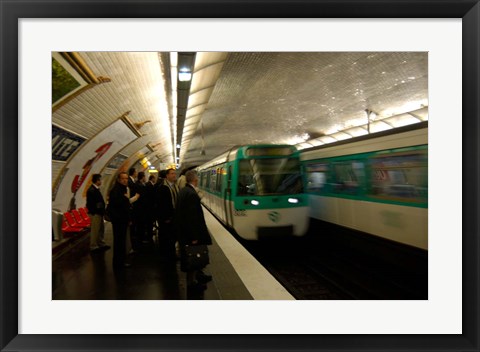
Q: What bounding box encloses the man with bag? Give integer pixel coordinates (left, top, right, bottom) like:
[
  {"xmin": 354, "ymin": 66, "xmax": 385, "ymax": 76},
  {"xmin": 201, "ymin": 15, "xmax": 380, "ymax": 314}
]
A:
[
  {"xmin": 156, "ymin": 168, "xmax": 179, "ymax": 260},
  {"xmin": 175, "ymin": 170, "xmax": 212, "ymax": 292}
]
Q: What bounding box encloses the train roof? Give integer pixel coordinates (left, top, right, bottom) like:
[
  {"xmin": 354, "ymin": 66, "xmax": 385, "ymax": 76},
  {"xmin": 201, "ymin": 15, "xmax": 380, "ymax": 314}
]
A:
[
  {"xmin": 300, "ymin": 121, "xmax": 428, "ymax": 156},
  {"xmin": 197, "ymin": 144, "xmax": 299, "ymax": 170}
]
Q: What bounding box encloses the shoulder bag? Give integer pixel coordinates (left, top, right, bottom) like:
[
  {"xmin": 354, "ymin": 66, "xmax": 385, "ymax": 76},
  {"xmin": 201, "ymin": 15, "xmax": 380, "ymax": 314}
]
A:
[{"xmin": 181, "ymin": 245, "xmax": 209, "ymax": 272}]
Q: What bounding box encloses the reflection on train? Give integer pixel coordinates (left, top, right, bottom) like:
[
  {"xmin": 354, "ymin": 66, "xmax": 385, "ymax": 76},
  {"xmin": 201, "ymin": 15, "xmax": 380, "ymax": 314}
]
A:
[
  {"xmin": 197, "ymin": 145, "xmax": 309, "ymax": 240},
  {"xmin": 301, "ymin": 122, "xmax": 428, "ymax": 250}
]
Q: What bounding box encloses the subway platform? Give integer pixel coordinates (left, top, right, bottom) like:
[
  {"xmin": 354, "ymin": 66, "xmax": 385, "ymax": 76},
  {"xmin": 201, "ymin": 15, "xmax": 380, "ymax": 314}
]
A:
[{"xmin": 52, "ymin": 207, "xmax": 294, "ymax": 300}]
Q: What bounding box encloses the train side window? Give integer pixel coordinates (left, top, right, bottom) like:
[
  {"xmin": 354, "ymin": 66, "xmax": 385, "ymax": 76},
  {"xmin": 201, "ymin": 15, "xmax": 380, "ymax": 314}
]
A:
[
  {"xmin": 199, "ymin": 172, "xmax": 203, "ymax": 188},
  {"xmin": 369, "ymin": 150, "xmax": 427, "ymax": 202},
  {"xmin": 205, "ymin": 171, "xmax": 210, "ymax": 189},
  {"xmin": 305, "ymin": 163, "xmax": 328, "ymax": 193},
  {"xmin": 331, "ymin": 161, "xmax": 365, "ymax": 195},
  {"xmin": 216, "ymin": 167, "xmax": 223, "ymax": 193},
  {"xmin": 209, "ymin": 169, "xmax": 217, "ymax": 192}
]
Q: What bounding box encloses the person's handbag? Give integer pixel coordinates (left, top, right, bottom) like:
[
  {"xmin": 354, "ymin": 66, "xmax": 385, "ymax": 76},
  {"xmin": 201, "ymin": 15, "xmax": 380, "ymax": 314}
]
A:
[{"xmin": 181, "ymin": 245, "xmax": 209, "ymax": 272}]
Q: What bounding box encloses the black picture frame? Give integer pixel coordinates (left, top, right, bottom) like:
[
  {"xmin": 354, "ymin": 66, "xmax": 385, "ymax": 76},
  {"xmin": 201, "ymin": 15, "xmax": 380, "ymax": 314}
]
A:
[{"xmin": 1, "ymin": 1, "xmax": 478, "ymax": 351}]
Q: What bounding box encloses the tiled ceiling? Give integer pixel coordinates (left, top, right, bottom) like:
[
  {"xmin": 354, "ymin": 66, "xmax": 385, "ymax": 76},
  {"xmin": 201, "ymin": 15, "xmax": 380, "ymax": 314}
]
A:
[
  {"xmin": 52, "ymin": 51, "xmax": 428, "ymax": 171},
  {"xmin": 52, "ymin": 52, "xmax": 173, "ymax": 164},
  {"xmin": 181, "ymin": 52, "xmax": 428, "ymax": 168}
]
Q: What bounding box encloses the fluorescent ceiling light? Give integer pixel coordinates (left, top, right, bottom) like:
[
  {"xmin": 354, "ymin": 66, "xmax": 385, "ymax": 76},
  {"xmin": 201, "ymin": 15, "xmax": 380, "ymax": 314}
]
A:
[
  {"xmin": 178, "ymin": 68, "xmax": 192, "ymax": 82},
  {"xmin": 330, "ymin": 132, "xmax": 352, "ymax": 141}
]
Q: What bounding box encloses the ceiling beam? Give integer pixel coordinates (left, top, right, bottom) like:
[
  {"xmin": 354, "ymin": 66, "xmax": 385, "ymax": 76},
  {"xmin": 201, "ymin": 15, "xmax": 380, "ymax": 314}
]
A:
[{"xmin": 175, "ymin": 52, "xmax": 196, "ymax": 165}]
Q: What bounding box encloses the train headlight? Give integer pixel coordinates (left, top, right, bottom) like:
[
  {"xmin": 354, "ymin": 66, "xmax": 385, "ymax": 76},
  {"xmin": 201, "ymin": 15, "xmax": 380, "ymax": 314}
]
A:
[
  {"xmin": 288, "ymin": 198, "xmax": 299, "ymax": 204},
  {"xmin": 251, "ymin": 200, "xmax": 260, "ymax": 206}
]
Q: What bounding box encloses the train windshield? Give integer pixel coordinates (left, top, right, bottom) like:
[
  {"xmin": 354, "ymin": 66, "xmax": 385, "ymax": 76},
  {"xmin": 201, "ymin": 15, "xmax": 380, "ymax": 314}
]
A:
[{"xmin": 237, "ymin": 158, "xmax": 303, "ymax": 195}]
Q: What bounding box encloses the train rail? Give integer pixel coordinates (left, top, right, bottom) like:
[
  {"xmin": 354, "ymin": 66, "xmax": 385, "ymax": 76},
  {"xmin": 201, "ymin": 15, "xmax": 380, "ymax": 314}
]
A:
[{"xmin": 240, "ymin": 230, "xmax": 428, "ymax": 300}]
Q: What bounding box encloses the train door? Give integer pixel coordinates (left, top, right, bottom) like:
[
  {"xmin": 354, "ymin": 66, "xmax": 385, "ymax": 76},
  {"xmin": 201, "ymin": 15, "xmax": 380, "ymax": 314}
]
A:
[{"xmin": 224, "ymin": 164, "xmax": 234, "ymax": 228}]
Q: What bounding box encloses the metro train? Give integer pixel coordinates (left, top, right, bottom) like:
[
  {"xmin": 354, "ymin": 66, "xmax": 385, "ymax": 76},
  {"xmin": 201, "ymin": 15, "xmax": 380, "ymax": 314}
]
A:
[
  {"xmin": 301, "ymin": 122, "xmax": 428, "ymax": 250},
  {"xmin": 197, "ymin": 144, "xmax": 310, "ymax": 240}
]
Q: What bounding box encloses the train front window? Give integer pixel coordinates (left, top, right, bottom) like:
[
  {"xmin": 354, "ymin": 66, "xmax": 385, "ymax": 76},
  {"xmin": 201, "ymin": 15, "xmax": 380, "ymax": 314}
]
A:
[{"xmin": 237, "ymin": 158, "xmax": 303, "ymax": 196}]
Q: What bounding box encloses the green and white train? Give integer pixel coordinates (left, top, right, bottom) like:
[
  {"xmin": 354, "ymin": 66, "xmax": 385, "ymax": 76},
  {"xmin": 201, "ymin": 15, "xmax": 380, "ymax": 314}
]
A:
[
  {"xmin": 197, "ymin": 145, "xmax": 310, "ymax": 240},
  {"xmin": 301, "ymin": 122, "xmax": 428, "ymax": 250}
]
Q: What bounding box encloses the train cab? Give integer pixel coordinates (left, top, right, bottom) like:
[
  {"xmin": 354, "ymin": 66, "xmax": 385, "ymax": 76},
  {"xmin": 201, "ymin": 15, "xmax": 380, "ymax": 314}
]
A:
[{"xmin": 197, "ymin": 145, "xmax": 309, "ymax": 240}]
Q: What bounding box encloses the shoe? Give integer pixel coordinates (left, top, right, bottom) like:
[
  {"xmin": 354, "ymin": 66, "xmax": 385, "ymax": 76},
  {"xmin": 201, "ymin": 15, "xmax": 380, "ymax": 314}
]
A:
[
  {"xmin": 90, "ymin": 247, "xmax": 101, "ymax": 253},
  {"xmin": 196, "ymin": 271, "xmax": 212, "ymax": 284},
  {"xmin": 128, "ymin": 249, "xmax": 138, "ymax": 254},
  {"xmin": 101, "ymin": 245, "xmax": 111, "ymax": 250}
]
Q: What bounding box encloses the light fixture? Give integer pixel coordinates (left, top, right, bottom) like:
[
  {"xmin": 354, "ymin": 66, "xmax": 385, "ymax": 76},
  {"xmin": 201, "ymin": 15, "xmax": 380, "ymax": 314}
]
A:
[
  {"xmin": 178, "ymin": 68, "xmax": 192, "ymax": 82},
  {"xmin": 288, "ymin": 198, "xmax": 299, "ymax": 204},
  {"xmin": 251, "ymin": 200, "xmax": 259, "ymax": 206}
]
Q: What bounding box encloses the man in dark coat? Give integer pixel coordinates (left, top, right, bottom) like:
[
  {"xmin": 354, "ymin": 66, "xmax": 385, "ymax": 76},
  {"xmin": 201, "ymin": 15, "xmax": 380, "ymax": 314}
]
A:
[
  {"xmin": 127, "ymin": 167, "xmax": 139, "ymax": 250},
  {"xmin": 175, "ymin": 170, "xmax": 212, "ymax": 290},
  {"xmin": 86, "ymin": 173, "xmax": 109, "ymax": 252},
  {"xmin": 145, "ymin": 174, "xmax": 157, "ymax": 243},
  {"xmin": 133, "ymin": 171, "xmax": 147, "ymax": 245},
  {"xmin": 156, "ymin": 168, "xmax": 179, "ymax": 260},
  {"xmin": 108, "ymin": 172, "xmax": 133, "ymax": 269},
  {"xmin": 128, "ymin": 167, "xmax": 137, "ymax": 196}
]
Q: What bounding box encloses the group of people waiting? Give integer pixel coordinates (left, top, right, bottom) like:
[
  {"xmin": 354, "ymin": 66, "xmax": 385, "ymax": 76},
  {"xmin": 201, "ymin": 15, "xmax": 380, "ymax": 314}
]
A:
[{"xmin": 85, "ymin": 167, "xmax": 212, "ymax": 291}]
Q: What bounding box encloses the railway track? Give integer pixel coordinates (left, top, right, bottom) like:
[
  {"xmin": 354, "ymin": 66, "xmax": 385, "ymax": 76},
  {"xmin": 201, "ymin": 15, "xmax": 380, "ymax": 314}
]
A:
[
  {"xmin": 205, "ymin": 205, "xmax": 427, "ymax": 300},
  {"xmin": 241, "ymin": 234, "xmax": 428, "ymax": 300}
]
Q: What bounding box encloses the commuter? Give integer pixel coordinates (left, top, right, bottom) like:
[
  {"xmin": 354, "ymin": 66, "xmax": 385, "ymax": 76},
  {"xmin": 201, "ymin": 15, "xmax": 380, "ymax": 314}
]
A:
[
  {"xmin": 127, "ymin": 167, "xmax": 139, "ymax": 251},
  {"xmin": 177, "ymin": 169, "xmax": 187, "ymax": 190},
  {"xmin": 146, "ymin": 174, "xmax": 156, "ymax": 189},
  {"xmin": 156, "ymin": 169, "xmax": 167, "ymax": 186},
  {"xmin": 155, "ymin": 168, "xmax": 179, "ymax": 260},
  {"xmin": 133, "ymin": 171, "xmax": 147, "ymax": 245},
  {"xmin": 154, "ymin": 171, "xmax": 167, "ymax": 215},
  {"xmin": 145, "ymin": 174, "xmax": 157, "ymax": 243},
  {"xmin": 175, "ymin": 170, "xmax": 213, "ymax": 291},
  {"xmin": 86, "ymin": 174, "xmax": 110, "ymax": 252},
  {"xmin": 108, "ymin": 172, "xmax": 137, "ymax": 269},
  {"xmin": 128, "ymin": 167, "xmax": 137, "ymax": 195}
]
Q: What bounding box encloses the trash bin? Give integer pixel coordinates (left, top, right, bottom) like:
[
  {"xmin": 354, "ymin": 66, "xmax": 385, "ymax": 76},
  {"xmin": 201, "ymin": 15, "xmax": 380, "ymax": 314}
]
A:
[{"xmin": 52, "ymin": 209, "xmax": 64, "ymax": 241}]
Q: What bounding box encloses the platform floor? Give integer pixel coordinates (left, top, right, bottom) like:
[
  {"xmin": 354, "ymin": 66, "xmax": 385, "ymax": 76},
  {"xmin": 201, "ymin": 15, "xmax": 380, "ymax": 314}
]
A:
[
  {"xmin": 52, "ymin": 225, "xmax": 252, "ymax": 300},
  {"xmin": 53, "ymin": 203, "xmax": 298, "ymax": 300}
]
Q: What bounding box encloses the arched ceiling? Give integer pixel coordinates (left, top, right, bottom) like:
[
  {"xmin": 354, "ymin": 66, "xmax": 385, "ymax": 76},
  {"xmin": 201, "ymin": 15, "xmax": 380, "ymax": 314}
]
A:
[
  {"xmin": 181, "ymin": 52, "xmax": 428, "ymax": 169},
  {"xmin": 52, "ymin": 51, "xmax": 428, "ymax": 171}
]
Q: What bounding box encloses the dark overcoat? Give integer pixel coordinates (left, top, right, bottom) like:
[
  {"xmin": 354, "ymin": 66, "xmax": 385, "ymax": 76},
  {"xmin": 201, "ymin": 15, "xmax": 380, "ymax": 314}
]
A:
[
  {"xmin": 86, "ymin": 185, "xmax": 105, "ymax": 215},
  {"xmin": 108, "ymin": 182, "xmax": 131, "ymax": 223},
  {"xmin": 156, "ymin": 182, "xmax": 176, "ymax": 223},
  {"xmin": 175, "ymin": 184, "xmax": 212, "ymax": 246}
]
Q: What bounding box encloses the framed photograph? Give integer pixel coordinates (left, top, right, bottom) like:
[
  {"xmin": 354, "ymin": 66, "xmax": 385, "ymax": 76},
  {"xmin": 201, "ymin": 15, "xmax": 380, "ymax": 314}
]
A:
[
  {"xmin": 1, "ymin": 1, "xmax": 478, "ymax": 351},
  {"xmin": 52, "ymin": 52, "xmax": 111, "ymax": 111}
]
